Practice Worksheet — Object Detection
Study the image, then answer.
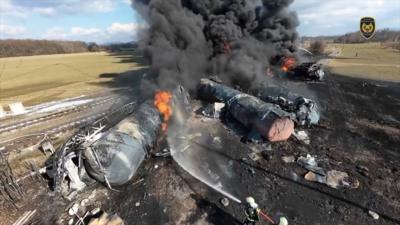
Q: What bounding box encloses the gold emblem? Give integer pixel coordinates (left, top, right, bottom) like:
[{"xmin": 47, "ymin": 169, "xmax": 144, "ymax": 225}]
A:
[{"xmin": 360, "ymin": 17, "xmax": 376, "ymax": 39}]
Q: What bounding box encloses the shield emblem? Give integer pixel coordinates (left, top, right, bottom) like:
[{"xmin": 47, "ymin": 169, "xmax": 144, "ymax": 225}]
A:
[{"xmin": 360, "ymin": 17, "xmax": 376, "ymax": 39}]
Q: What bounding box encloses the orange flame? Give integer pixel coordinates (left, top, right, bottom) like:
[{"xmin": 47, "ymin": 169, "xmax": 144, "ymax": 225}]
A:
[
  {"xmin": 154, "ymin": 90, "xmax": 173, "ymax": 132},
  {"xmin": 281, "ymin": 56, "xmax": 296, "ymax": 72}
]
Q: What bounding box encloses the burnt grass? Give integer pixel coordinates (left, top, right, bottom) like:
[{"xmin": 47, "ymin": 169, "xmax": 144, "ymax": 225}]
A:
[
  {"xmin": 102, "ymin": 72, "xmax": 400, "ymax": 225},
  {"xmin": 2, "ymin": 71, "xmax": 399, "ymax": 225}
]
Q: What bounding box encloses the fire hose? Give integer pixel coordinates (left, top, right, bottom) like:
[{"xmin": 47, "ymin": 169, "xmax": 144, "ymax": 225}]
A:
[{"xmin": 258, "ymin": 209, "xmax": 276, "ymax": 224}]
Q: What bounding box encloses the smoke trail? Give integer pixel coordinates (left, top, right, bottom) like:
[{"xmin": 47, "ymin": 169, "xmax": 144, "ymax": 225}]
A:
[{"xmin": 132, "ymin": 0, "xmax": 299, "ymax": 90}]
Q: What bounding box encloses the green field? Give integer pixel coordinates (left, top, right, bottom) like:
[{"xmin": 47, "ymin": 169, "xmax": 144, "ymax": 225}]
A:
[
  {"xmin": 327, "ymin": 42, "xmax": 400, "ymax": 82},
  {"xmin": 0, "ymin": 51, "xmax": 145, "ymax": 106}
]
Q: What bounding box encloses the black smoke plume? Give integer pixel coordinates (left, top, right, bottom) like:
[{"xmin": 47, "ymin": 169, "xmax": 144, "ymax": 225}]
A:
[{"xmin": 133, "ymin": 0, "xmax": 299, "ymax": 90}]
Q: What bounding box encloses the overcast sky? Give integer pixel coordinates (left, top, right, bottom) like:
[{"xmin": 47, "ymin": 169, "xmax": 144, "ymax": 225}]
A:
[{"xmin": 0, "ymin": 0, "xmax": 399, "ymax": 43}]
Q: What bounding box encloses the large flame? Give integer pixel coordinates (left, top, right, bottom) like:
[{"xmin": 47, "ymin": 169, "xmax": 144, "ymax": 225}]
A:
[
  {"xmin": 154, "ymin": 90, "xmax": 173, "ymax": 132},
  {"xmin": 281, "ymin": 56, "xmax": 297, "ymax": 72}
]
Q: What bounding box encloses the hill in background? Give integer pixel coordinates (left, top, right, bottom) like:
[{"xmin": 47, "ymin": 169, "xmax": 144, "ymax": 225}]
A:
[
  {"xmin": 334, "ymin": 29, "xmax": 400, "ymax": 43},
  {"xmin": 302, "ymin": 29, "xmax": 400, "ymax": 44}
]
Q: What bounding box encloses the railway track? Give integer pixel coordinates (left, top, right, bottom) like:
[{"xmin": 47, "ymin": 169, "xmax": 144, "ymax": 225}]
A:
[
  {"xmin": 0, "ymin": 101, "xmax": 138, "ymax": 155},
  {"xmin": 0, "ymin": 96, "xmax": 118, "ymax": 134}
]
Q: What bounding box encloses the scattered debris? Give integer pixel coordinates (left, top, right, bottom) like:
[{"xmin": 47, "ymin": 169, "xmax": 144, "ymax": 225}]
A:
[
  {"xmin": 201, "ymin": 102, "xmax": 225, "ymax": 118},
  {"xmin": 88, "ymin": 190, "xmax": 97, "ymax": 200},
  {"xmin": 368, "ymin": 210, "xmax": 379, "ymax": 220},
  {"xmin": 80, "ymin": 199, "xmax": 89, "ymax": 207},
  {"xmin": 88, "ymin": 212, "xmax": 124, "ymax": 225},
  {"xmin": 40, "ymin": 138, "xmax": 55, "ymax": 155},
  {"xmin": 261, "ymin": 94, "xmax": 320, "ymax": 127},
  {"xmin": 68, "ymin": 203, "xmax": 104, "ymax": 225},
  {"xmin": 326, "ymin": 170, "xmax": 359, "ymax": 189},
  {"xmin": 356, "ymin": 165, "xmax": 369, "ymax": 177},
  {"xmin": 281, "ymin": 156, "xmax": 295, "ymax": 164},
  {"xmin": 248, "ymin": 152, "xmax": 261, "ymax": 161},
  {"xmin": 68, "ymin": 203, "xmax": 80, "ymax": 216},
  {"xmin": 292, "ymin": 130, "xmax": 310, "ymax": 145},
  {"xmin": 297, "ymin": 154, "xmax": 325, "ymax": 176},
  {"xmin": 263, "ymin": 144, "xmax": 273, "ymax": 151},
  {"xmin": 12, "ymin": 210, "xmax": 36, "ymax": 225},
  {"xmin": 220, "ymin": 198, "xmax": 229, "ymax": 207},
  {"xmin": 66, "ymin": 191, "xmax": 78, "ymax": 201},
  {"xmin": 132, "ymin": 178, "xmax": 145, "ymax": 186},
  {"xmin": 298, "ymin": 154, "xmax": 359, "ymax": 189},
  {"xmin": 212, "ymin": 136, "xmax": 221, "ymax": 144},
  {"xmin": 64, "ymin": 155, "xmax": 86, "ymax": 191},
  {"xmin": 304, "ymin": 171, "xmax": 327, "ymax": 184},
  {"xmin": 261, "ymin": 151, "xmax": 273, "ymax": 161},
  {"xmin": 295, "ymin": 97, "xmax": 320, "ymax": 126},
  {"xmin": 305, "ymin": 170, "xmax": 359, "ymax": 189}
]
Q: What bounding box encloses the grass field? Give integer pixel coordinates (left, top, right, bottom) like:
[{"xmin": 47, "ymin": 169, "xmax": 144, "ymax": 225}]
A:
[
  {"xmin": 327, "ymin": 42, "xmax": 400, "ymax": 82},
  {"xmin": 0, "ymin": 51, "xmax": 145, "ymax": 106}
]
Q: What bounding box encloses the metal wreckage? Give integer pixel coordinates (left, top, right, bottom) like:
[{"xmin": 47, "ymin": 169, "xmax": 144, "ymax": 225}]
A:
[{"xmin": 48, "ymin": 77, "xmax": 320, "ymax": 194}]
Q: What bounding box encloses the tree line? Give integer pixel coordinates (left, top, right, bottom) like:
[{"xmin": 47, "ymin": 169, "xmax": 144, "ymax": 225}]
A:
[
  {"xmin": 334, "ymin": 29, "xmax": 400, "ymax": 44},
  {"xmin": 0, "ymin": 39, "xmax": 101, "ymax": 57}
]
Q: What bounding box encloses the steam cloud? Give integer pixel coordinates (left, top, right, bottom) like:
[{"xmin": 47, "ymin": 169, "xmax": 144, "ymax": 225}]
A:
[{"xmin": 133, "ymin": 0, "xmax": 299, "ymax": 89}]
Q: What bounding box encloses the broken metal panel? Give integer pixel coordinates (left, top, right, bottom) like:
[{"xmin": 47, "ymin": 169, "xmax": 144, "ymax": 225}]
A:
[
  {"xmin": 260, "ymin": 94, "xmax": 320, "ymax": 126},
  {"xmin": 257, "ymin": 84, "xmax": 320, "ymax": 126}
]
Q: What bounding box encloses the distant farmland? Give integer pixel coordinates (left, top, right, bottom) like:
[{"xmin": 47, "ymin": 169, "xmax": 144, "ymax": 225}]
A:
[
  {"xmin": 0, "ymin": 51, "xmax": 146, "ymax": 106},
  {"xmin": 327, "ymin": 42, "xmax": 400, "ymax": 82}
]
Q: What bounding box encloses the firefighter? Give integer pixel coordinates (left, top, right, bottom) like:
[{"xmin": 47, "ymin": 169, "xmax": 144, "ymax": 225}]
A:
[
  {"xmin": 244, "ymin": 197, "xmax": 260, "ymax": 225},
  {"xmin": 244, "ymin": 196, "xmax": 289, "ymax": 225}
]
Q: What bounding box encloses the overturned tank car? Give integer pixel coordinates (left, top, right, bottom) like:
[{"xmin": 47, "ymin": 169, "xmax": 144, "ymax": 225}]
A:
[{"xmin": 51, "ymin": 86, "xmax": 191, "ymax": 192}]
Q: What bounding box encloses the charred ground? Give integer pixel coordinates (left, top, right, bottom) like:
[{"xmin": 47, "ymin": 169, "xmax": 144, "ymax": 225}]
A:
[
  {"xmin": 99, "ymin": 71, "xmax": 400, "ymax": 225},
  {"xmin": 1, "ymin": 55, "xmax": 399, "ymax": 225}
]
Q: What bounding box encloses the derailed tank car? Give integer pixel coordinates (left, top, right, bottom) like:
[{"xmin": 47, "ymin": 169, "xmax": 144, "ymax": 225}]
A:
[{"xmin": 84, "ymin": 101, "xmax": 161, "ymax": 185}]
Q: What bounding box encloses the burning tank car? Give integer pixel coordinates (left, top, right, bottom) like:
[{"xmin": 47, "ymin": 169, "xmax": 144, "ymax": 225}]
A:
[{"xmin": 290, "ymin": 62, "xmax": 325, "ymax": 81}]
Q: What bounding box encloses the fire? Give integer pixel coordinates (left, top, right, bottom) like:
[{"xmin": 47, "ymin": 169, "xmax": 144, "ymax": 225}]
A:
[
  {"xmin": 281, "ymin": 56, "xmax": 296, "ymax": 72},
  {"xmin": 154, "ymin": 90, "xmax": 173, "ymax": 132}
]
